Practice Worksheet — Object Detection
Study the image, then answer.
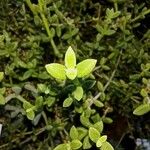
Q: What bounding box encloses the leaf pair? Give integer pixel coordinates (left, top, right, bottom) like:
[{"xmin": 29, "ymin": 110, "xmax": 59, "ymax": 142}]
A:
[
  {"xmin": 45, "ymin": 46, "xmax": 97, "ymax": 80},
  {"xmin": 89, "ymin": 127, "xmax": 114, "ymax": 150}
]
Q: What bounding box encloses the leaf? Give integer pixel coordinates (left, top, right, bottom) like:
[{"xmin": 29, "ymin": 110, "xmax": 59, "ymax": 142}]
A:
[
  {"xmin": 102, "ymin": 117, "xmax": 113, "ymax": 124},
  {"xmin": 133, "ymin": 104, "xmax": 150, "ymax": 116},
  {"xmin": 83, "ymin": 136, "xmax": 92, "ymax": 149},
  {"xmin": 35, "ymin": 96, "xmax": 43, "ymax": 108},
  {"xmin": 0, "ymin": 94, "xmax": 5, "ymax": 105},
  {"xmin": 89, "ymin": 127, "xmax": 100, "ymax": 143},
  {"xmin": 97, "ymin": 81, "xmax": 104, "ymax": 92},
  {"xmin": 65, "ymin": 46, "xmax": 76, "ymax": 68},
  {"xmin": 93, "ymin": 100, "xmax": 104, "ymax": 108},
  {"xmin": 73, "ymin": 86, "xmax": 83, "ymax": 101},
  {"xmin": 77, "ymin": 59, "xmax": 97, "ymax": 78},
  {"xmin": 80, "ymin": 114, "xmax": 92, "ymax": 127},
  {"xmin": 0, "ymin": 72, "xmax": 4, "ymax": 81},
  {"xmin": 93, "ymin": 121, "xmax": 103, "ymax": 133},
  {"xmin": 53, "ymin": 144, "xmax": 68, "ymax": 150},
  {"xmin": 45, "ymin": 63, "xmax": 66, "ymax": 80},
  {"xmin": 101, "ymin": 142, "xmax": 114, "ymax": 150},
  {"xmin": 45, "ymin": 96, "xmax": 55, "ymax": 107},
  {"xmin": 96, "ymin": 135, "xmax": 107, "ymax": 147},
  {"xmin": 66, "ymin": 68, "xmax": 77, "ymax": 80},
  {"xmin": 26, "ymin": 109, "xmax": 35, "ymax": 120},
  {"xmin": 23, "ymin": 101, "xmax": 33, "ymax": 110},
  {"xmin": 140, "ymin": 89, "xmax": 148, "ymax": 97},
  {"xmin": 63, "ymin": 97, "xmax": 73, "ymax": 107},
  {"xmin": 70, "ymin": 126, "xmax": 78, "ymax": 140},
  {"xmin": 77, "ymin": 127, "xmax": 88, "ymax": 140},
  {"xmin": 32, "ymin": 113, "xmax": 42, "ymax": 126},
  {"xmin": 70, "ymin": 139, "xmax": 82, "ymax": 150}
]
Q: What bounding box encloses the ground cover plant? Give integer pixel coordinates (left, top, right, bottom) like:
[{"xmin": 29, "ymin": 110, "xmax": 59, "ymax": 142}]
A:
[{"xmin": 0, "ymin": 0, "xmax": 150, "ymax": 149}]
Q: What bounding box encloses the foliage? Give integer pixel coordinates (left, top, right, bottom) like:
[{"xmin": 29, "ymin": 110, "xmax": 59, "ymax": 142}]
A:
[{"xmin": 0, "ymin": 0, "xmax": 150, "ymax": 149}]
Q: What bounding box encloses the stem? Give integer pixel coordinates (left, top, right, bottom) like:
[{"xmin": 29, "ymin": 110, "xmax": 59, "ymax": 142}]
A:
[
  {"xmin": 131, "ymin": 9, "xmax": 150, "ymax": 23},
  {"xmin": 25, "ymin": 0, "xmax": 37, "ymax": 15},
  {"xmin": 89, "ymin": 52, "xmax": 122, "ymax": 107},
  {"xmin": 40, "ymin": 13, "xmax": 60, "ymax": 57},
  {"xmin": 114, "ymin": 2, "xmax": 118, "ymax": 12}
]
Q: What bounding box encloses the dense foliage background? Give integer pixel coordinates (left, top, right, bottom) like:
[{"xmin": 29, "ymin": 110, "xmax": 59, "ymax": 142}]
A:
[{"xmin": 0, "ymin": 0, "xmax": 150, "ymax": 149}]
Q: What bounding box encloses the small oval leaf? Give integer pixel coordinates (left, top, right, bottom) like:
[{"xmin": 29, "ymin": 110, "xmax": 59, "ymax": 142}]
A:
[
  {"xmin": 83, "ymin": 136, "xmax": 92, "ymax": 149},
  {"xmin": 70, "ymin": 139, "xmax": 82, "ymax": 150},
  {"xmin": 54, "ymin": 144, "xmax": 68, "ymax": 150},
  {"xmin": 66, "ymin": 68, "xmax": 77, "ymax": 80},
  {"xmin": 0, "ymin": 72, "xmax": 4, "ymax": 82},
  {"xmin": 133, "ymin": 104, "xmax": 150, "ymax": 116},
  {"xmin": 0, "ymin": 94, "xmax": 5, "ymax": 105},
  {"xmin": 65, "ymin": 46, "xmax": 76, "ymax": 68},
  {"xmin": 77, "ymin": 59, "xmax": 97, "ymax": 78},
  {"xmin": 101, "ymin": 141, "xmax": 114, "ymax": 150},
  {"xmin": 89, "ymin": 127, "xmax": 100, "ymax": 143},
  {"xmin": 73, "ymin": 86, "xmax": 83, "ymax": 101},
  {"xmin": 70, "ymin": 126, "xmax": 78, "ymax": 140},
  {"xmin": 45, "ymin": 63, "xmax": 66, "ymax": 80},
  {"xmin": 63, "ymin": 97, "xmax": 73, "ymax": 107}
]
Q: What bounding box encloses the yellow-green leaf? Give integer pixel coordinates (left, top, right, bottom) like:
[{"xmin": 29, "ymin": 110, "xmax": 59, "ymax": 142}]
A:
[
  {"xmin": 65, "ymin": 46, "xmax": 76, "ymax": 69},
  {"xmin": 133, "ymin": 104, "xmax": 150, "ymax": 116},
  {"xmin": 66, "ymin": 68, "xmax": 77, "ymax": 80},
  {"xmin": 73, "ymin": 86, "xmax": 83, "ymax": 101},
  {"xmin": 45, "ymin": 63, "xmax": 66, "ymax": 80},
  {"xmin": 77, "ymin": 59, "xmax": 97, "ymax": 78},
  {"xmin": 63, "ymin": 97, "xmax": 73, "ymax": 107},
  {"xmin": 101, "ymin": 141, "xmax": 114, "ymax": 150},
  {"xmin": 0, "ymin": 72, "xmax": 4, "ymax": 82},
  {"xmin": 70, "ymin": 126, "xmax": 78, "ymax": 140},
  {"xmin": 0, "ymin": 94, "xmax": 5, "ymax": 105},
  {"xmin": 89, "ymin": 127, "xmax": 100, "ymax": 143},
  {"xmin": 70, "ymin": 139, "xmax": 82, "ymax": 150}
]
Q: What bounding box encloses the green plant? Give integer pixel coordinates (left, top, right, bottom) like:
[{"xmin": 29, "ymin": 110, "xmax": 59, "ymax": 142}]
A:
[
  {"xmin": 0, "ymin": 0, "xmax": 150, "ymax": 149},
  {"xmin": 45, "ymin": 46, "xmax": 113, "ymax": 150}
]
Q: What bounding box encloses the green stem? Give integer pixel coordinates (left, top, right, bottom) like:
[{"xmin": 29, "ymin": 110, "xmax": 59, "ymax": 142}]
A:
[
  {"xmin": 131, "ymin": 9, "xmax": 150, "ymax": 23},
  {"xmin": 114, "ymin": 2, "xmax": 118, "ymax": 12},
  {"xmin": 25, "ymin": 0, "xmax": 37, "ymax": 15}
]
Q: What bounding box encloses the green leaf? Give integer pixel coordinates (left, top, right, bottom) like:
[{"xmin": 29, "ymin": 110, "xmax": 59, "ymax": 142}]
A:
[
  {"xmin": 0, "ymin": 94, "xmax": 5, "ymax": 105},
  {"xmin": 93, "ymin": 100, "xmax": 104, "ymax": 108},
  {"xmin": 35, "ymin": 96, "xmax": 43, "ymax": 108},
  {"xmin": 140, "ymin": 89, "xmax": 148, "ymax": 97},
  {"xmin": 70, "ymin": 139, "xmax": 82, "ymax": 150},
  {"xmin": 93, "ymin": 121, "xmax": 103, "ymax": 133},
  {"xmin": 66, "ymin": 68, "xmax": 77, "ymax": 80},
  {"xmin": 45, "ymin": 96, "xmax": 55, "ymax": 107},
  {"xmin": 89, "ymin": 127, "xmax": 100, "ymax": 143},
  {"xmin": 97, "ymin": 81, "xmax": 104, "ymax": 92},
  {"xmin": 37, "ymin": 84, "xmax": 47, "ymax": 93},
  {"xmin": 96, "ymin": 135, "xmax": 107, "ymax": 147},
  {"xmin": 26, "ymin": 109, "xmax": 35, "ymax": 120},
  {"xmin": 83, "ymin": 136, "xmax": 92, "ymax": 149},
  {"xmin": 77, "ymin": 59, "xmax": 97, "ymax": 78},
  {"xmin": 53, "ymin": 144, "xmax": 68, "ymax": 150},
  {"xmin": 65, "ymin": 46, "xmax": 76, "ymax": 68},
  {"xmin": 45, "ymin": 63, "xmax": 66, "ymax": 80},
  {"xmin": 63, "ymin": 97, "xmax": 73, "ymax": 107},
  {"xmin": 23, "ymin": 101, "xmax": 33, "ymax": 110},
  {"xmin": 77, "ymin": 127, "xmax": 88, "ymax": 140},
  {"xmin": 0, "ymin": 72, "xmax": 4, "ymax": 81},
  {"xmin": 133, "ymin": 104, "xmax": 150, "ymax": 116},
  {"xmin": 80, "ymin": 114, "xmax": 92, "ymax": 127},
  {"xmin": 70, "ymin": 126, "xmax": 78, "ymax": 140},
  {"xmin": 96, "ymin": 139, "xmax": 102, "ymax": 147},
  {"xmin": 0, "ymin": 87, "xmax": 6, "ymax": 95},
  {"xmin": 102, "ymin": 117, "xmax": 113, "ymax": 124},
  {"xmin": 73, "ymin": 86, "xmax": 83, "ymax": 101},
  {"xmin": 101, "ymin": 142, "xmax": 114, "ymax": 150}
]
